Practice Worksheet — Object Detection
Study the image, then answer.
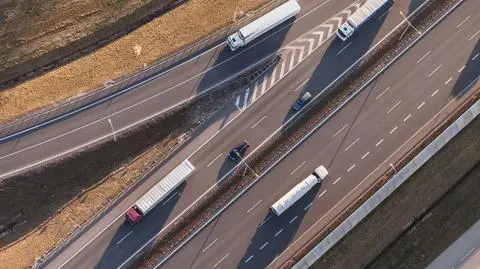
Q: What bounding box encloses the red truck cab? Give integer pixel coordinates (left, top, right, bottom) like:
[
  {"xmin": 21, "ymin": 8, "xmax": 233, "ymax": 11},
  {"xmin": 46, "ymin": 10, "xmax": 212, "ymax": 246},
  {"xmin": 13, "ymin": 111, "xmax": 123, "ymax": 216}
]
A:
[{"xmin": 126, "ymin": 207, "xmax": 143, "ymax": 224}]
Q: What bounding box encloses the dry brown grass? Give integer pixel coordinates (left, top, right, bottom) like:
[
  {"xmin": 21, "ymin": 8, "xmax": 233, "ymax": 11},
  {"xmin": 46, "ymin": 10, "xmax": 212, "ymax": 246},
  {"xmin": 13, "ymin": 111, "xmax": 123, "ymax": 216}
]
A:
[
  {"xmin": 0, "ymin": 139, "xmax": 177, "ymax": 269},
  {"xmin": 0, "ymin": 0, "xmax": 269, "ymax": 124}
]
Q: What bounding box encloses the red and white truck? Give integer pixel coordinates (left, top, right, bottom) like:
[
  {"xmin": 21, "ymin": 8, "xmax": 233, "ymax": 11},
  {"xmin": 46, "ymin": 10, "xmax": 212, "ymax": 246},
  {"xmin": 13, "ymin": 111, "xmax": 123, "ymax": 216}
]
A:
[{"xmin": 126, "ymin": 159, "xmax": 196, "ymax": 224}]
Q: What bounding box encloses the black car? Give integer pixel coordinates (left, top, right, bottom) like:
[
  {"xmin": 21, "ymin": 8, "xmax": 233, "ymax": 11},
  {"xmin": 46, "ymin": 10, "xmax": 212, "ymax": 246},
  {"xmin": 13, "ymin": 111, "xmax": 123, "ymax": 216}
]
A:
[{"xmin": 228, "ymin": 140, "xmax": 250, "ymax": 161}]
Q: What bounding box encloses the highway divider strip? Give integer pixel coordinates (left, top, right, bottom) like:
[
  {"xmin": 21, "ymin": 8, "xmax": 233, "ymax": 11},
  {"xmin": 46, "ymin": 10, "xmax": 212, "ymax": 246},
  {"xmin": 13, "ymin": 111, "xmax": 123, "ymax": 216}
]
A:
[
  {"xmin": 291, "ymin": 95, "xmax": 480, "ymax": 269},
  {"xmin": 133, "ymin": 0, "xmax": 463, "ymax": 267},
  {"xmin": 32, "ymin": 56, "xmax": 279, "ymax": 269}
]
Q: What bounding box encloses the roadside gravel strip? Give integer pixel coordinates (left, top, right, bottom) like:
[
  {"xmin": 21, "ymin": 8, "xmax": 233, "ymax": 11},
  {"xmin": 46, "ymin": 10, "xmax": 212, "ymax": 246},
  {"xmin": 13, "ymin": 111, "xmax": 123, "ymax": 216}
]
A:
[{"xmin": 133, "ymin": 0, "xmax": 466, "ymax": 268}]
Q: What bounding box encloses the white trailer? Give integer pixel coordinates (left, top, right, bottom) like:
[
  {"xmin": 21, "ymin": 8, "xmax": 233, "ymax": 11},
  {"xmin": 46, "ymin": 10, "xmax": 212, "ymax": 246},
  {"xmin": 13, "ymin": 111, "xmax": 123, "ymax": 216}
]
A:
[
  {"xmin": 271, "ymin": 165, "xmax": 328, "ymax": 216},
  {"xmin": 336, "ymin": 0, "xmax": 389, "ymax": 41},
  {"xmin": 126, "ymin": 159, "xmax": 195, "ymax": 224},
  {"xmin": 227, "ymin": 0, "xmax": 301, "ymax": 51}
]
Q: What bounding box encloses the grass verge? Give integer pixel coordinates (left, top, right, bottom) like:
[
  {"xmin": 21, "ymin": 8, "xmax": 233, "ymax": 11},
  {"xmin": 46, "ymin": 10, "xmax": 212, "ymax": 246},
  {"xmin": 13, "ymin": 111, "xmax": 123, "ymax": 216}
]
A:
[
  {"xmin": 310, "ymin": 116, "xmax": 480, "ymax": 269},
  {"xmin": 0, "ymin": 0, "xmax": 274, "ymax": 124}
]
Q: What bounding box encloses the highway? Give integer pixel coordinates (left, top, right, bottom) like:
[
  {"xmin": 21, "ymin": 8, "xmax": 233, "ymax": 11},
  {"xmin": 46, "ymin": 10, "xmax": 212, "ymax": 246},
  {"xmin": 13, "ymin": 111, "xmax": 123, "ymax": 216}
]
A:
[
  {"xmin": 34, "ymin": 0, "xmax": 438, "ymax": 268},
  {"xmin": 160, "ymin": 1, "xmax": 480, "ymax": 268},
  {"xmin": 0, "ymin": 0, "xmax": 355, "ymax": 178},
  {"xmin": 426, "ymin": 219, "xmax": 480, "ymax": 269}
]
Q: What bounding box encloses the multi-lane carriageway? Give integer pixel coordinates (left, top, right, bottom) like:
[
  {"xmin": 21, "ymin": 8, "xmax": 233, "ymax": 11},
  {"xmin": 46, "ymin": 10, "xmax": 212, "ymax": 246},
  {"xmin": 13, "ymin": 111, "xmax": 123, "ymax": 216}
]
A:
[
  {"xmin": 14, "ymin": 0, "xmax": 478, "ymax": 268},
  {"xmin": 162, "ymin": 0, "xmax": 480, "ymax": 268}
]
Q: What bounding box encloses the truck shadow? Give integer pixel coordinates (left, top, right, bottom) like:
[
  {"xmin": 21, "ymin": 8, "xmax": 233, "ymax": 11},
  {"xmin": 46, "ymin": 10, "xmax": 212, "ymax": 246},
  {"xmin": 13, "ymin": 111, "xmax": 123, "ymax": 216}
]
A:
[
  {"xmin": 93, "ymin": 183, "xmax": 186, "ymax": 269},
  {"xmin": 450, "ymin": 39, "xmax": 480, "ymax": 98},
  {"xmin": 192, "ymin": 18, "xmax": 294, "ymax": 131},
  {"xmin": 281, "ymin": 0, "xmax": 392, "ymax": 125},
  {"xmin": 236, "ymin": 183, "xmax": 321, "ymax": 268}
]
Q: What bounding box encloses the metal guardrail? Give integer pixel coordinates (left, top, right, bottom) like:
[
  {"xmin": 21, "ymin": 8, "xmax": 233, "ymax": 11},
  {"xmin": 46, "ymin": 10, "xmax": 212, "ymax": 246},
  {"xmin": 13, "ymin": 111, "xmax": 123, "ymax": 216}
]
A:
[
  {"xmin": 0, "ymin": 0, "xmax": 287, "ymax": 143},
  {"xmin": 292, "ymin": 98, "xmax": 479, "ymax": 269}
]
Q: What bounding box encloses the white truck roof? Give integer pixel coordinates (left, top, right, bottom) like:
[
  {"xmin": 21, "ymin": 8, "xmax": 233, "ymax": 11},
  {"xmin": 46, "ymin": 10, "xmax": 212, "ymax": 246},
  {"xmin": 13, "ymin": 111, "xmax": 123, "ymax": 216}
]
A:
[
  {"xmin": 347, "ymin": 0, "xmax": 389, "ymax": 28},
  {"xmin": 135, "ymin": 160, "xmax": 195, "ymax": 215},
  {"xmin": 239, "ymin": 0, "xmax": 300, "ymax": 42},
  {"xmin": 313, "ymin": 165, "xmax": 328, "ymax": 180},
  {"xmin": 271, "ymin": 174, "xmax": 319, "ymax": 216}
]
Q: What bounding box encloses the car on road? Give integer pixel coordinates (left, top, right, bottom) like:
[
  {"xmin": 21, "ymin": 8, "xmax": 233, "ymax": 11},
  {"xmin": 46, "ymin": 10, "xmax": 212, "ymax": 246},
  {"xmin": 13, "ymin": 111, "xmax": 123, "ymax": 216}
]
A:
[
  {"xmin": 228, "ymin": 140, "xmax": 250, "ymax": 161},
  {"xmin": 292, "ymin": 92, "xmax": 312, "ymax": 111}
]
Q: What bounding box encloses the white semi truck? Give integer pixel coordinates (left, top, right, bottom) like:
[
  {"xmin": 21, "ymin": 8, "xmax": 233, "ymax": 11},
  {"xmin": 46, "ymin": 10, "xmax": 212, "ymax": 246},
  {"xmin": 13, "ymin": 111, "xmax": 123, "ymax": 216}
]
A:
[
  {"xmin": 270, "ymin": 165, "xmax": 328, "ymax": 216},
  {"xmin": 336, "ymin": 0, "xmax": 390, "ymax": 41},
  {"xmin": 227, "ymin": 0, "xmax": 301, "ymax": 51},
  {"xmin": 126, "ymin": 159, "xmax": 195, "ymax": 224}
]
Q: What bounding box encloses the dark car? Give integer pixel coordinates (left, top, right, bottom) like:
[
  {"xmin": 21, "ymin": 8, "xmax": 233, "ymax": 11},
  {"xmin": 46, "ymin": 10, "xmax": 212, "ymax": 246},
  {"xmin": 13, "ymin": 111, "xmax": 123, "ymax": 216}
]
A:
[
  {"xmin": 292, "ymin": 92, "xmax": 312, "ymax": 111},
  {"xmin": 228, "ymin": 140, "xmax": 250, "ymax": 161}
]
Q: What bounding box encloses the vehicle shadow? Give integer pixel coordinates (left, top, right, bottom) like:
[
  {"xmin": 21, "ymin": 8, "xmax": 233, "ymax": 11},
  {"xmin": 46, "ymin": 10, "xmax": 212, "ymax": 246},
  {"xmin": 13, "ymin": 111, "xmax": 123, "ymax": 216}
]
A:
[
  {"xmin": 450, "ymin": 39, "xmax": 480, "ymax": 98},
  {"xmin": 236, "ymin": 183, "xmax": 321, "ymax": 268},
  {"xmin": 93, "ymin": 183, "xmax": 186, "ymax": 269},
  {"xmin": 192, "ymin": 18, "xmax": 294, "ymax": 130},
  {"xmin": 281, "ymin": 0, "xmax": 392, "ymax": 125}
]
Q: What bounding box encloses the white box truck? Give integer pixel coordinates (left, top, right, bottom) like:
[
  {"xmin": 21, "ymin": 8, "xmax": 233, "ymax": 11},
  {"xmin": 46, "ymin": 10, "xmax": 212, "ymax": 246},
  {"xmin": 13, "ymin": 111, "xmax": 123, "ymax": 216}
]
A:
[
  {"xmin": 227, "ymin": 0, "xmax": 301, "ymax": 51},
  {"xmin": 336, "ymin": 0, "xmax": 389, "ymax": 41},
  {"xmin": 271, "ymin": 165, "xmax": 328, "ymax": 216},
  {"xmin": 126, "ymin": 159, "xmax": 195, "ymax": 224}
]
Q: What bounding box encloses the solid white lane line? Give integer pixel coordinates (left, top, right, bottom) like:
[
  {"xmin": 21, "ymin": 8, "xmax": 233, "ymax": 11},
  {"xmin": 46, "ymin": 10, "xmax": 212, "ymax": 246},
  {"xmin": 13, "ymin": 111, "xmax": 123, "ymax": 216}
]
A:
[
  {"xmin": 347, "ymin": 164, "xmax": 356, "ymax": 172},
  {"xmin": 444, "ymin": 77, "xmax": 453, "ymax": 85},
  {"xmin": 460, "ymin": 248, "xmax": 476, "ymax": 262},
  {"xmin": 457, "ymin": 15, "xmax": 471, "ymax": 28},
  {"xmin": 389, "ymin": 126, "xmax": 398, "ymax": 135},
  {"xmin": 458, "ymin": 65, "xmax": 466, "ymax": 73},
  {"xmin": 213, "ymin": 253, "xmax": 229, "ymax": 268},
  {"xmin": 387, "ymin": 100, "xmax": 401, "ymax": 114},
  {"xmin": 116, "ymin": 230, "xmax": 133, "ymax": 245},
  {"xmin": 318, "ymin": 190, "xmax": 327, "ymax": 198},
  {"xmin": 337, "ymin": 42, "xmax": 352, "ymax": 55},
  {"xmin": 290, "ymin": 161, "xmax": 306, "ymax": 175},
  {"xmin": 416, "ymin": 50, "xmax": 431, "ymax": 64},
  {"xmin": 403, "ymin": 114, "xmax": 412, "ymax": 122},
  {"xmin": 377, "ymin": 7, "xmax": 392, "ymax": 21},
  {"xmin": 244, "ymin": 255, "xmax": 254, "ymax": 264},
  {"xmin": 333, "ymin": 177, "xmax": 342, "ymax": 184},
  {"xmin": 417, "ymin": 101, "xmax": 426, "ymax": 110},
  {"xmin": 162, "ymin": 192, "xmax": 179, "ymax": 206},
  {"xmin": 428, "ymin": 64, "xmax": 443, "ymax": 77},
  {"xmin": 271, "ymin": 67, "xmax": 277, "ymax": 86},
  {"xmin": 243, "ymin": 88, "xmax": 250, "ymax": 108},
  {"xmin": 260, "ymin": 241, "xmax": 269, "ymax": 250},
  {"xmin": 375, "ymin": 86, "xmax": 391, "ymax": 100},
  {"xmin": 247, "ymin": 200, "xmax": 263, "ymax": 214},
  {"xmin": 468, "ymin": 30, "xmax": 480, "ymax": 41},
  {"xmin": 251, "ymin": 116, "xmax": 267, "ymax": 129},
  {"xmin": 107, "ymin": 118, "xmax": 117, "ymax": 142},
  {"xmin": 207, "ymin": 153, "xmax": 223, "ymax": 167},
  {"xmin": 289, "ymin": 216, "xmax": 298, "ymax": 224},
  {"xmin": 234, "ymin": 99, "xmax": 243, "ymax": 111},
  {"xmin": 304, "ymin": 203, "xmax": 313, "ymax": 211},
  {"xmin": 472, "ymin": 53, "xmax": 479, "ymax": 61},
  {"xmin": 333, "ymin": 123, "xmax": 349, "ymax": 138},
  {"xmin": 376, "ymin": 139, "xmax": 384, "ymax": 147},
  {"xmin": 344, "ymin": 137, "xmax": 360, "ymax": 151},
  {"xmin": 202, "ymin": 238, "xmax": 218, "ymax": 253},
  {"xmin": 431, "ymin": 89, "xmax": 440, "ymax": 97},
  {"xmin": 361, "ymin": 151, "xmax": 370, "ymax": 160},
  {"xmin": 275, "ymin": 229, "xmax": 284, "ymax": 237}
]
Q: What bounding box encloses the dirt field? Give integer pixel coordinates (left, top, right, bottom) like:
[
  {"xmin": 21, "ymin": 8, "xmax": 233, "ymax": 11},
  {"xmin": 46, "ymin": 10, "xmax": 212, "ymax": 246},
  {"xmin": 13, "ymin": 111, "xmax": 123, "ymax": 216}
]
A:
[
  {"xmin": 0, "ymin": 76, "xmax": 245, "ymax": 269},
  {"xmin": 310, "ymin": 117, "xmax": 480, "ymax": 269},
  {"xmin": 0, "ymin": 0, "xmax": 271, "ymax": 124}
]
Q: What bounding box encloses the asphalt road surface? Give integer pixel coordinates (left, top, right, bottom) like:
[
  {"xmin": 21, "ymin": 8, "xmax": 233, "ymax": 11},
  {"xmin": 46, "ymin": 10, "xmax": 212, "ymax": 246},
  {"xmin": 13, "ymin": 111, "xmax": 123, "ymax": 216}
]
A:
[
  {"xmin": 160, "ymin": 1, "xmax": 480, "ymax": 268},
  {"xmin": 26, "ymin": 0, "xmax": 478, "ymax": 268},
  {"xmin": 426, "ymin": 219, "xmax": 480, "ymax": 269}
]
